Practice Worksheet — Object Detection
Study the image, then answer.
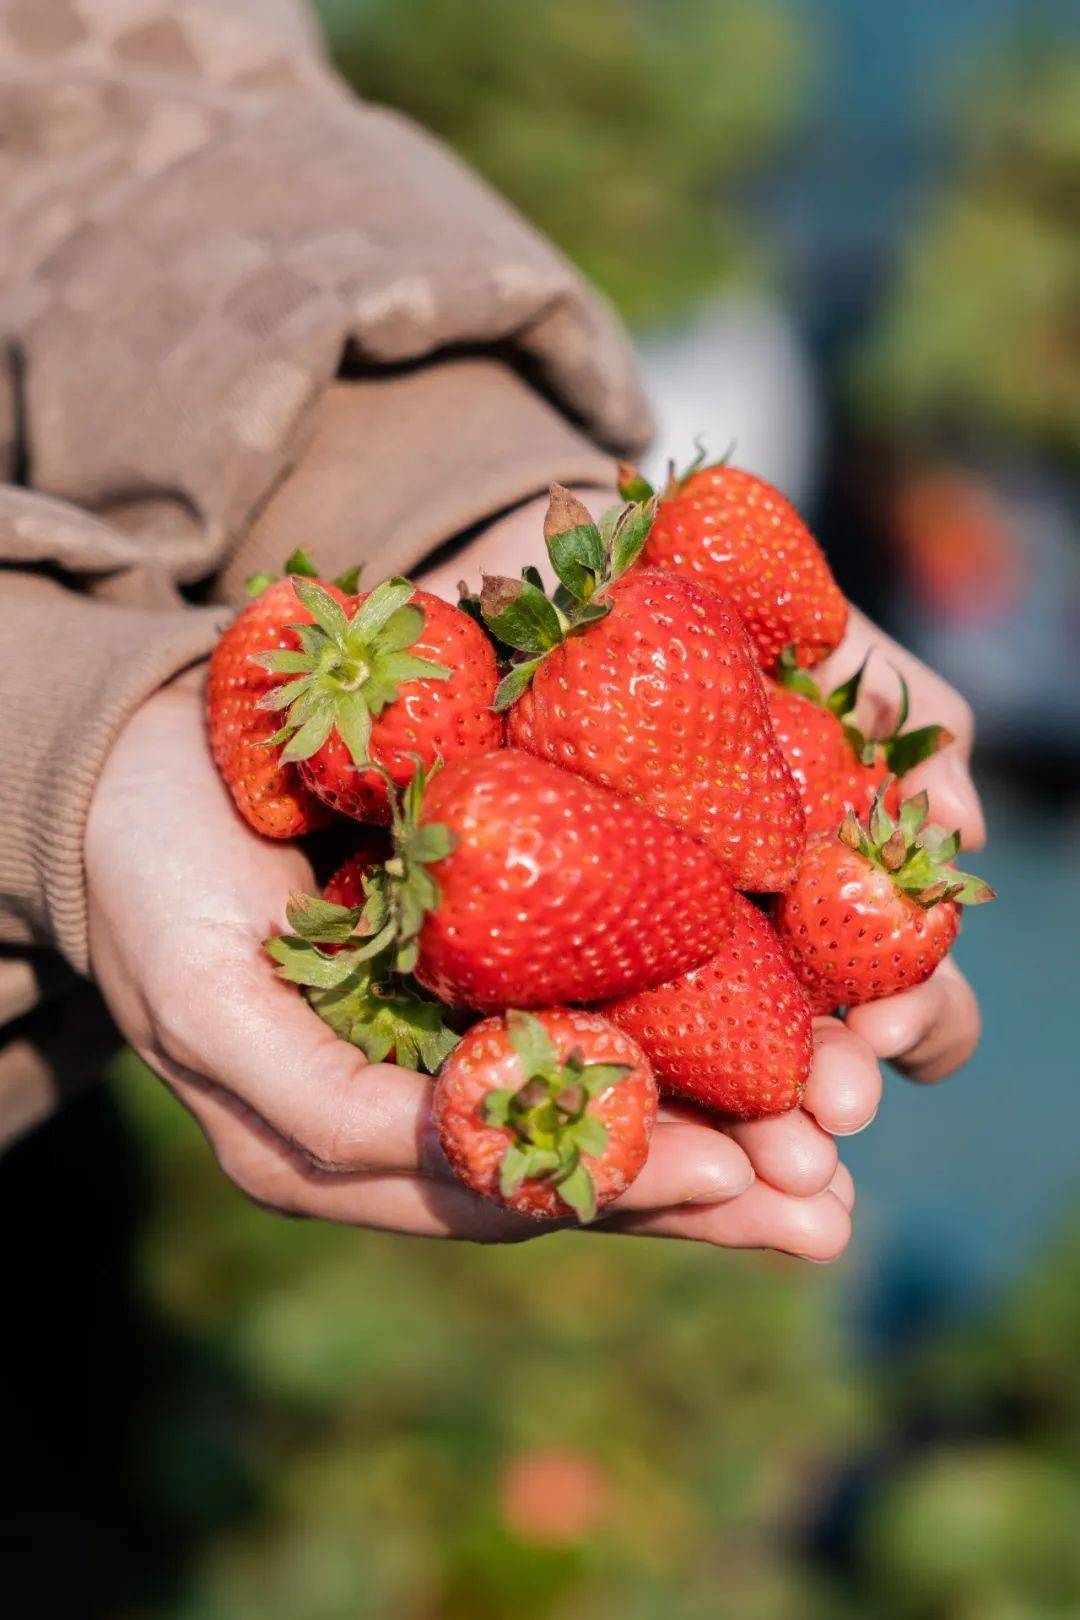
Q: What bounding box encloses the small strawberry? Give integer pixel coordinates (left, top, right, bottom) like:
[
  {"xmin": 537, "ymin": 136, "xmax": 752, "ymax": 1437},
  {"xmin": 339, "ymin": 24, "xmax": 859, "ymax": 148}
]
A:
[
  {"xmin": 271, "ymin": 750, "xmax": 740, "ymax": 1012},
  {"xmin": 254, "ymin": 577, "xmax": 503, "ymax": 823},
  {"xmin": 322, "ymin": 832, "xmax": 391, "ymax": 911},
  {"xmin": 318, "ymin": 832, "xmax": 392, "ymax": 953},
  {"xmin": 481, "ymin": 487, "xmax": 805, "ymax": 892},
  {"xmin": 768, "ymin": 648, "xmax": 953, "ymax": 836},
  {"xmin": 604, "ymin": 893, "xmax": 813, "ymax": 1119},
  {"xmin": 774, "ymin": 783, "xmax": 994, "ymax": 1014},
  {"xmin": 433, "ymin": 1008, "xmax": 657, "ymax": 1221},
  {"xmin": 207, "ymin": 551, "xmax": 346, "ymax": 838},
  {"xmin": 619, "ymin": 455, "xmax": 847, "ymax": 670}
]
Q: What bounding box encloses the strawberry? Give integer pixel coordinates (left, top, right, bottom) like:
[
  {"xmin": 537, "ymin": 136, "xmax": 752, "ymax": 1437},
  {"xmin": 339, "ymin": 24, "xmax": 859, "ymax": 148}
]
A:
[
  {"xmin": 254, "ymin": 577, "xmax": 503, "ymax": 823},
  {"xmin": 433, "ymin": 1008, "xmax": 657, "ymax": 1221},
  {"xmin": 774, "ymin": 783, "xmax": 994, "ymax": 1014},
  {"xmin": 272, "ymin": 751, "xmax": 740, "ymax": 1012},
  {"xmin": 207, "ymin": 553, "xmax": 346, "ymax": 838},
  {"xmin": 767, "ymin": 648, "xmax": 952, "ymax": 836},
  {"xmin": 322, "ymin": 832, "xmax": 391, "ymax": 911},
  {"xmin": 481, "ymin": 487, "xmax": 805, "ymax": 892},
  {"xmin": 604, "ymin": 893, "xmax": 813, "ymax": 1119},
  {"xmin": 619, "ymin": 456, "xmax": 847, "ymax": 670}
]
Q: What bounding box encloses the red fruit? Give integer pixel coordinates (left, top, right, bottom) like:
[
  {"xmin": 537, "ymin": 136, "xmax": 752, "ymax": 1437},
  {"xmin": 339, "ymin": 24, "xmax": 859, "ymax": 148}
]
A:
[
  {"xmin": 486, "ymin": 490, "xmax": 805, "ymax": 892},
  {"xmin": 433, "ymin": 1008, "xmax": 657, "ymax": 1221},
  {"xmin": 323, "ymin": 833, "xmax": 391, "ymax": 910},
  {"xmin": 621, "ymin": 459, "xmax": 847, "ymax": 670},
  {"xmin": 604, "ymin": 894, "xmax": 813, "ymax": 1119},
  {"xmin": 766, "ymin": 653, "xmax": 951, "ymax": 837},
  {"xmin": 207, "ymin": 571, "xmax": 346, "ymax": 838},
  {"xmin": 320, "ymin": 832, "xmax": 392, "ymax": 951},
  {"xmin": 774, "ymin": 785, "xmax": 994, "ymax": 1014},
  {"xmin": 374, "ymin": 750, "xmax": 740, "ymax": 1011},
  {"xmin": 256, "ymin": 577, "xmax": 503, "ymax": 823}
]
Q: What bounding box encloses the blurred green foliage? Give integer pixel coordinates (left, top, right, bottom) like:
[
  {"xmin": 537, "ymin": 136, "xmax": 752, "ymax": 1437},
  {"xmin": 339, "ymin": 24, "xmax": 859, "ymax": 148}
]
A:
[
  {"xmin": 111, "ymin": 1048, "xmax": 1080, "ymax": 1620},
  {"xmin": 316, "ymin": 0, "xmax": 808, "ymax": 324},
  {"xmin": 855, "ymin": 44, "xmax": 1080, "ymax": 465},
  {"xmin": 112, "ymin": 1050, "xmax": 864, "ymax": 1619}
]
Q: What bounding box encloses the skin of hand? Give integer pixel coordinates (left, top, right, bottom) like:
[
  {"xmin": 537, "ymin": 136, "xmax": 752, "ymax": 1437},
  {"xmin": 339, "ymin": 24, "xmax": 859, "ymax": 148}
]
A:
[{"xmin": 83, "ymin": 487, "xmax": 980, "ymax": 1259}]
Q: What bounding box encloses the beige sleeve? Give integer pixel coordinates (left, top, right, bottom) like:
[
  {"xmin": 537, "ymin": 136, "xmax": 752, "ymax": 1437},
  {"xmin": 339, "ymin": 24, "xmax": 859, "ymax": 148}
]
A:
[{"xmin": 0, "ymin": 0, "xmax": 650, "ymax": 1012}]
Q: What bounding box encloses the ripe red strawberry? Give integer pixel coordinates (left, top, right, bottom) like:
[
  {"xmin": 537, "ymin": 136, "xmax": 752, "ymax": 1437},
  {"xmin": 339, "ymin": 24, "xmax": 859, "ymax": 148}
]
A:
[
  {"xmin": 434, "ymin": 1008, "xmax": 657, "ymax": 1221},
  {"xmin": 619, "ymin": 457, "xmax": 847, "ymax": 670},
  {"xmin": 604, "ymin": 893, "xmax": 813, "ymax": 1119},
  {"xmin": 483, "ymin": 488, "xmax": 805, "ymax": 892},
  {"xmin": 774, "ymin": 784, "xmax": 994, "ymax": 1014},
  {"xmin": 767, "ymin": 649, "xmax": 952, "ymax": 836},
  {"xmin": 323, "ymin": 832, "xmax": 391, "ymax": 911},
  {"xmin": 255, "ymin": 577, "xmax": 503, "ymax": 823},
  {"xmin": 281, "ymin": 750, "xmax": 740, "ymax": 1012},
  {"xmin": 319, "ymin": 832, "xmax": 392, "ymax": 952},
  {"xmin": 207, "ymin": 560, "xmax": 347, "ymax": 837}
]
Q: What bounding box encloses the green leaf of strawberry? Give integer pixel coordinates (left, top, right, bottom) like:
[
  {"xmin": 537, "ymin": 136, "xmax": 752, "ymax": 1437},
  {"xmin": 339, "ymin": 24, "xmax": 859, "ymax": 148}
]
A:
[
  {"xmin": 840, "ymin": 778, "xmax": 995, "ymax": 909},
  {"xmin": 480, "ymin": 575, "xmax": 564, "ymax": 656},
  {"xmin": 478, "ymin": 483, "xmax": 655, "ymax": 711},
  {"xmin": 251, "ymin": 578, "xmax": 452, "ymax": 771}
]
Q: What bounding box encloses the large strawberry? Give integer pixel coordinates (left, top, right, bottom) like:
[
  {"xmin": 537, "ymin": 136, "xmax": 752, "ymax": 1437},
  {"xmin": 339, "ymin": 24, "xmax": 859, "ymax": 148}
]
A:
[
  {"xmin": 255, "ymin": 577, "xmax": 503, "ymax": 822},
  {"xmin": 482, "ymin": 487, "xmax": 805, "ymax": 892},
  {"xmin": 270, "ymin": 751, "xmax": 739, "ymax": 1012},
  {"xmin": 434, "ymin": 1008, "xmax": 657, "ymax": 1222},
  {"xmin": 768, "ymin": 648, "xmax": 952, "ymax": 836},
  {"xmin": 619, "ymin": 456, "xmax": 847, "ymax": 670},
  {"xmin": 604, "ymin": 893, "xmax": 813, "ymax": 1119},
  {"xmin": 774, "ymin": 783, "xmax": 994, "ymax": 1014},
  {"xmin": 207, "ymin": 552, "xmax": 345, "ymax": 838}
]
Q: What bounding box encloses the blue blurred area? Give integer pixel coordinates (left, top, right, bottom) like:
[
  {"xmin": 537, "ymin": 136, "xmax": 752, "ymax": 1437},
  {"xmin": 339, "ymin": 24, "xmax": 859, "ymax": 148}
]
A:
[{"xmin": 845, "ymin": 783, "xmax": 1080, "ymax": 1325}]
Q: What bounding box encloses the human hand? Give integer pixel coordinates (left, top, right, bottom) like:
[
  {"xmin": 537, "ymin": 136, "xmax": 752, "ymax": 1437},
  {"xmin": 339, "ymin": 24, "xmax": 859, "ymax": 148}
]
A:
[{"xmin": 85, "ymin": 676, "xmax": 856, "ymax": 1258}]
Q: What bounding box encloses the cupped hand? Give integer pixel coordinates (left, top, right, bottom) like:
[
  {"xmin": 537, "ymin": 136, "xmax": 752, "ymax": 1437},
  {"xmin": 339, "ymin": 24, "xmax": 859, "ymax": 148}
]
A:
[
  {"xmin": 814, "ymin": 605, "xmax": 985, "ymax": 1082},
  {"xmin": 85, "ymin": 678, "xmax": 858, "ymax": 1259}
]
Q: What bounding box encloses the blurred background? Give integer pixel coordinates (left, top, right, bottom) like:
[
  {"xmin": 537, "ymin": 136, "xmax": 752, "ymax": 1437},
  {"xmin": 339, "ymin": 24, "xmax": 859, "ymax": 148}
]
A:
[{"xmin": 5, "ymin": 1, "xmax": 1079, "ymax": 1615}]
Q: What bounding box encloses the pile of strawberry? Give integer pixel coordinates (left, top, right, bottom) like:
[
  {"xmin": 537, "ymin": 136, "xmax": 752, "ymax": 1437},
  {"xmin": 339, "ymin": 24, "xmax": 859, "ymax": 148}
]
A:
[{"xmin": 207, "ymin": 456, "xmax": 992, "ymax": 1225}]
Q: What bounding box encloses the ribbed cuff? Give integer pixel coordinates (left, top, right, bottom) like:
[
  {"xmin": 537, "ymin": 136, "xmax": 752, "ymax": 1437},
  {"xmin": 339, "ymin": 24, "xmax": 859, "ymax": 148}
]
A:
[
  {"xmin": 0, "ymin": 574, "xmax": 227, "ymax": 974},
  {"xmin": 221, "ymin": 356, "xmax": 620, "ymax": 601}
]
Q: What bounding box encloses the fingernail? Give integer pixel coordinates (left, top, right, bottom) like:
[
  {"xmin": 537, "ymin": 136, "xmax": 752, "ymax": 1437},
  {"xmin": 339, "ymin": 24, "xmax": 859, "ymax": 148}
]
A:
[
  {"xmin": 832, "ymin": 1109, "xmax": 878, "ymax": 1138},
  {"xmin": 689, "ymin": 1168, "xmax": 755, "ymax": 1204}
]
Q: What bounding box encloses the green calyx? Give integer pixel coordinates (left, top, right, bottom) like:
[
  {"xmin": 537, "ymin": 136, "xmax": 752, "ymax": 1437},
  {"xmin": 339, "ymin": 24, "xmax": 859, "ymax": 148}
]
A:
[
  {"xmin": 262, "ymin": 796, "xmax": 459, "ymax": 1074},
  {"xmin": 251, "ymin": 577, "xmax": 450, "ymax": 767},
  {"xmin": 776, "ymin": 644, "xmax": 952, "ymax": 775},
  {"xmin": 616, "ymin": 440, "xmax": 722, "ymax": 505},
  {"xmin": 475, "ymin": 484, "xmax": 655, "ymax": 711},
  {"xmin": 245, "ymin": 549, "xmax": 362, "ymax": 599},
  {"xmin": 481, "ymin": 1012, "xmax": 632, "ymax": 1223},
  {"xmin": 839, "ymin": 780, "xmax": 995, "ymax": 909}
]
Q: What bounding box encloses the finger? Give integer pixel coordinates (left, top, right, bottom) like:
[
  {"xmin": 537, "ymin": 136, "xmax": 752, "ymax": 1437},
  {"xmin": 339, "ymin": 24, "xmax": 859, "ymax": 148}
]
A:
[
  {"xmin": 145, "ymin": 945, "xmax": 443, "ymax": 1174},
  {"xmin": 903, "ymin": 749, "xmax": 986, "ymax": 852},
  {"xmin": 722, "ymin": 1108, "xmax": 838, "ymax": 1197},
  {"xmin": 801, "ymin": 1018, "xmax": 883, "ymax": 1136},
  {"xmin": 817, "ymin": 606, "xmax": 985, "ymax": 850},
  {"xmin": 608, "ymin": 1182, "xmax": 852, "ymax": 1262},
  {"xmin": 169, "ymin": 1071, "xmax": 544, "ymax": 1239},
  {"xmin": 845, "ymin": 956, "xmax": 981, "ymax": 1084},
  {"xmin": 610, "ymin": 1119, "xmax": 755, "ymax": 1210},
  {"xmin": 829, "ymin": 1160, "xmax": 856, "ymax": 1212}
]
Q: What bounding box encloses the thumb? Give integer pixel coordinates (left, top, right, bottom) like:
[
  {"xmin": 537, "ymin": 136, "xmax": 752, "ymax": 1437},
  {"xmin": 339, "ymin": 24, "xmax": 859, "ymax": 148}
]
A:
[{"xmin": 146, "ymin": 947, "xmax": 440, "ymax": 1175}]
